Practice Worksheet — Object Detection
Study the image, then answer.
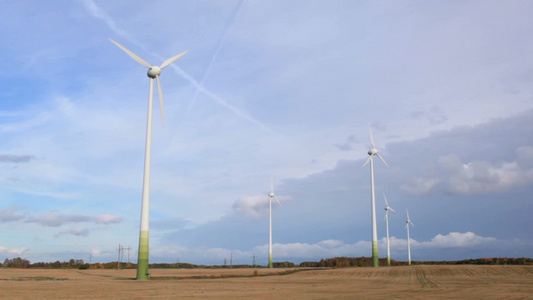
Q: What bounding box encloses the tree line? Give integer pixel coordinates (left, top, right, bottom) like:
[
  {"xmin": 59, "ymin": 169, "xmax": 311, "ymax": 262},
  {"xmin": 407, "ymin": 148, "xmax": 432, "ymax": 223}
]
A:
[
  {"xmin": 1, "ymin": 256, "xmax": 532, "ymax": 269},
  {"xmin": 299, "ymin": 256, "xmax": 533, "ymax": 267}
]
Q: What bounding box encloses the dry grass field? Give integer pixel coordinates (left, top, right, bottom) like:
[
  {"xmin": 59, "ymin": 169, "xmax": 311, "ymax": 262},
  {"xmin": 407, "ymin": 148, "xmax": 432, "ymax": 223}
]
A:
[{"xmin": 0, "ymin": 265, "xmax": 531, "ymax": 299}]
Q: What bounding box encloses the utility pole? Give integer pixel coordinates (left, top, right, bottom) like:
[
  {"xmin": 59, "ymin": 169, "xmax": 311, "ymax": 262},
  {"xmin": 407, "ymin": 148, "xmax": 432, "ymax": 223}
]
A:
[
  {"xmin": 122, "ymin": 246, "xmax": 132, "ymax": 263},
  {"xmin": 251, "ymin": 253, "xmax": 257, "ymax": 268},
  {"xmin": 117, "ymin": 244, "xmax": 128, "ymax": 270},
  {"xmin": 117, "ymin": 244, "xmax": 122, "ymax": 270},
  {"xmin": 230, "ymin": 252, "xmax": 233, "ymax": 268}
]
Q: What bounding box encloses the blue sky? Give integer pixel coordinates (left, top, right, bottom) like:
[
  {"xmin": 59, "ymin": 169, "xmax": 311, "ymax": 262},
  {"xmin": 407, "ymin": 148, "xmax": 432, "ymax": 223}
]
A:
[{"xmin": 0, "ymin": 0, "xmax": 532, "ymax": 265}]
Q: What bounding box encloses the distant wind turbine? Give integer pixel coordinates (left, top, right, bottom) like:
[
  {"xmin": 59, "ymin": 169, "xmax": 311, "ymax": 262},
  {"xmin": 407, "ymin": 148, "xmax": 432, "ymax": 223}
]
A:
[
  {"xmin": 384, "ymin": 194, "xmax": 395, "ymax": 266},
  {"xmin": 266, "ymin": 178, "xmax": 282, "ymax": 268},
  {"xmin": 363, "ymin": 124, "xmax": 389, "ymax": 267},
  {"xmin": 406, "ymin": 209, "xmax": 415, "ymax": 266},
  {"xmin": 110, "ymin": 39, "xmax": 188, "ymax": 280}
]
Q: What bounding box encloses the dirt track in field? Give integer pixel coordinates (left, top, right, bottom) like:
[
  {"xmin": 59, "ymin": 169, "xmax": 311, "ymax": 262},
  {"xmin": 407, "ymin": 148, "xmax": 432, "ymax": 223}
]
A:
[{"xmin": 0, "ymin": 265, "xmax": 531, "ymax": 299}]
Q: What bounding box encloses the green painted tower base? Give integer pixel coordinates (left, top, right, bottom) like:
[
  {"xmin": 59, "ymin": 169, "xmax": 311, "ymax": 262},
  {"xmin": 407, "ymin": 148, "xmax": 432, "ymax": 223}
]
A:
[
  {"xmin": 372, "ymin": 240, "xmax": 379, "ymax": 267},
  {"xmin": 137, "ymin": 230, "xmax": 150, "ymax": 280},
  {"xmin": 268, "ymin": 253, "xmax": 273, "ymax": 268}
]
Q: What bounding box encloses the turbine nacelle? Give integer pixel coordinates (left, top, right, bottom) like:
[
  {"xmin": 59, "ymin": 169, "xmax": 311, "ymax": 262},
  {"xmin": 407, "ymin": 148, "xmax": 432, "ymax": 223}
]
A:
[
  {"xmin": 267, "ymin": 178, "xmax": 282, "ymax": 206},
  {"xmin": 406, "ymin": 210, "xmax": 414, "ymax": 228},
  {"xmin": 363, "ymin": 124, "xmax": 389, "ymax": 167},
  {"xmin": 147, "ymin": 66, "xmax": 162, "ymax": 78}
]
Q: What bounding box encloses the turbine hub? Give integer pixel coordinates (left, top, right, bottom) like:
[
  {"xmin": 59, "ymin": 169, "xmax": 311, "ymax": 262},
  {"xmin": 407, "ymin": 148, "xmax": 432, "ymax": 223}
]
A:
[
  {"xmin": 147, "ymin": 66, "xmax": 161, "ymax": 78},
  {"xmin": 368, "ymin": 148, "xmax": 378, "ymax": 156},
  {"xmin": 269, "ymin": 192, "xmax": 274, "ymax": 197}
]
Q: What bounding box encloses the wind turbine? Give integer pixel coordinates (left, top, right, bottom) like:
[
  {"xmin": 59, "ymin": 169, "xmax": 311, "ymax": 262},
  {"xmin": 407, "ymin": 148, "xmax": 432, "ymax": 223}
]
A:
[
  {"xmin": 406, "ymin": 209, "xmax": 415, "ymax": 266},
  {"xmin": 384, "ymin": 194, "xmax": 395, "ymax": 266},
  {"xmin": 363, "ymin": 124, "xmax": 389, "ymax": 267},
  {"xmin": 266, "ymin": 178, "xmax": 282, "ymax": 268},
  {"xmin": 110, "ymin": 39, "xmax": 188, "ymax": 280}
]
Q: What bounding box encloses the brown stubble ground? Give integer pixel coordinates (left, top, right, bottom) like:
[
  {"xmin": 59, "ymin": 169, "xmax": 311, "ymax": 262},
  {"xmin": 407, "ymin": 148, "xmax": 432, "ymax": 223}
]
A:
[{"xmin": 0, "ymin": 265, "xmax": 532, "ymax": 299}]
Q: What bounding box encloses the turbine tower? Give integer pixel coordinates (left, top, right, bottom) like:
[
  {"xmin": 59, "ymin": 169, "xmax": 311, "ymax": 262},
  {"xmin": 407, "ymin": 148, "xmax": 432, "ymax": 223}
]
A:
[
  {"xmin": 384, "ymin": 194, "xmax": 395, "ymax": 266},
  {"xmin": 363, "ymin": 124, "xmax": 389, "ymax": 267},
  {"xmin": 110, "ymin": 39, "xmax": 187, "ymax": 280},
  {"xmin": 266, "ymin": 177, "xmax": 281, "ymax": 268},
  {"xmin": 406, "ymin": 209, "xmax": 415, "ymax": 266}
]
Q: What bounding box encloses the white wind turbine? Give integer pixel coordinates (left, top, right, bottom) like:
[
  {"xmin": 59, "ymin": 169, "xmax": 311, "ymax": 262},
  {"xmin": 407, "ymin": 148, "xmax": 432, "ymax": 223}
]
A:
[
  {"xmin": 110, "ymin": 39, "xmax": 188, "ymax": 280},
  {"xmin": 266, "ymin": 178, "xmax": 282, "ymax": 268},
  {"xmin": 384, "ymin": 194, "xmax": 395, "ymax": 266},
  {"xmin": 406, "ymin": 209, "xmax": 415, "ymax": 266},
  {"xmin": 363, "ymin": 124, "xmax": 389, "ymax": 268}
]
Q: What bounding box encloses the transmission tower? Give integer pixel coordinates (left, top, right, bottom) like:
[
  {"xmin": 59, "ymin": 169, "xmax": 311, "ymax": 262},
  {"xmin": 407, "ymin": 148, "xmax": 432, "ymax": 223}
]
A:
[
  {"xmin": 117, "ymin": 244, "xmax": 122, "ymax": 270},
  {"xmin": 251, "ymin": 253, "xmax": 257, "ymax": 268}
]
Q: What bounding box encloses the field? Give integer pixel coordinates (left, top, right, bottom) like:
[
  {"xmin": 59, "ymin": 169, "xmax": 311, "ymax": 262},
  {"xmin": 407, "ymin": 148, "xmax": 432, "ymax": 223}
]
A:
[{"xmin": 0, "ymin": 265, "xmax": 532, "ymax": 299}]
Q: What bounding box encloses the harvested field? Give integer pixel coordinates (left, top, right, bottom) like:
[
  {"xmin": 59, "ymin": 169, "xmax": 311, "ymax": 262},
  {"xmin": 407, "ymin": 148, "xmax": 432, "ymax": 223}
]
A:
[{"xmin": 0, "ymin": 265, "xmax": 531, "ymax": 299}]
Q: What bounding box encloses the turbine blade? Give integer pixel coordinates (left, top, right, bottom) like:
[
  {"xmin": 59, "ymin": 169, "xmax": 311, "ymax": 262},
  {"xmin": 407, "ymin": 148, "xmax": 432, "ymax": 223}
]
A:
[
  {"xmin": 390, "ymin": 207, "xmax": 396, "ymax": 212},
  {"xmin": 363, "ymin": 156, "xmax": 372, "ymax": 167},
  {"xmin": 271, "ymin": 177, "xmax": 274, "ymax": 194},
  {"xmin": 410, "ymin": 221, "xmax": 415, "ymax": 228},
  {"xmin": 156, "ymin": 77, "xmax": 165, "ymax": 126},
  {"xmin": 384, "ymin": 194, "xmax": 389, "ymax": 207},
  {"xmin": 160, "ymin": 50, "xmax": 188, "ymax": 69},
  {"xmin": 109, "ymin": 39, "xmax": 152, "ymax": 68},
  {"xmin": 407, "ymin": 209, "xmax": 410, "ymax": 219},
  {"xmin": 377, "ymin": 153, "xmax": 389, "ymax": 167},
  {"xmin": 274, "ymin": 195, "xmax": 282, "ymax": 207},
  {"xmin": 369, "ymin": 124, "xmax": 375, "ymax": 148}
]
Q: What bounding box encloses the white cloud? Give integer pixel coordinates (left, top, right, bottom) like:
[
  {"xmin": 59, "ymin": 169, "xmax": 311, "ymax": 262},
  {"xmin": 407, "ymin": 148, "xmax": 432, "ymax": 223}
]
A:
[
  {"xmin": 0, "ymin": 206, "xmax": 25, "ymax": 223},
  {"xmin": 420, "ymin": 232, "xmax": 497, "ymax": 248},
  {"xmin": 233, "ymin": 195, "xmax": 292, "ymax": 219},
  {"xmin": 0, "ymin": 154, "xmax": 33, "ymax": 163},
  {"xmin": 0, "ymin": 246, "xmax": 28, "ymax": 256},
  {"xmin": 54, "ymin": 227, "xmax": 90, "ymax": 237},
  {"xmin": 401, "ymin": 177, "xmax": 441, "ymax": 196},
  {"xmin": 387, "ymin": 232, "xmax": 498, "ymax": 250},
  {"xmin": 251, "ymin": 232, "xmax": 503, "ymax": 260},
  {"xmin": 254, "ymin": 240, "xmax": 370, "ymax": 259},
  {"xmin": 94, "ymin": 214, "xmax": 123, "ymax": 224},
  {"xmin": 26, "ymin": 213, "xmax": 122, "ymax": 227},
  {"xmin": 440, "ymin": 149, "xmax": 533, "ymax": 194},
  {"xmin": 402, "ymin": 147, "xmax": 533, "ymax": 195},
  {"xmin": 90, "ymin": 247, "xmax": 102, "ymax": 256},
  {"xmin": 517, "ymin": 146, "xmax": 533, "ymax": 168}
]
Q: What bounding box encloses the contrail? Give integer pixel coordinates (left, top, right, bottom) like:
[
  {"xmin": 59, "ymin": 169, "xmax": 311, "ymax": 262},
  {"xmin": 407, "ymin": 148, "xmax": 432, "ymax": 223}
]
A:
[
  {"xmin": 169, "ymin": 64, "xmax": 272, "ymax": 133},
  {"xmin": 80, "ymin": 0, "xmax": 271, "ymax": 133},
  {"xmin": 185, "ymin": 0, "xmax": 244, "ymax": 115},
  {"xmin": 79, "ymin": 0, "xmax": 135, "ymax": 43}
]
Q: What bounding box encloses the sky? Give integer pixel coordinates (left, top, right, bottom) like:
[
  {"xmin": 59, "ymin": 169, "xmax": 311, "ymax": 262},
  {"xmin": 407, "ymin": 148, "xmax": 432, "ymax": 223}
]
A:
[{"xmin": 0, "ymin": 0, "xmax": 532, "ymax": 266}]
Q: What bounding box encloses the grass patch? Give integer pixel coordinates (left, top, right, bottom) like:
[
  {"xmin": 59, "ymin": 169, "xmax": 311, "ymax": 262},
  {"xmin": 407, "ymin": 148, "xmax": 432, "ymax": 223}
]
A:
[
  {"xmin": 151, "ymin": 268, "xmax": 323, "ymax": 281},
  {"xmin": 2, "ymin": 276, "xmax": 69, "ymax": 281}
]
